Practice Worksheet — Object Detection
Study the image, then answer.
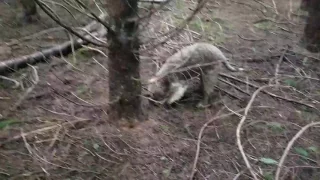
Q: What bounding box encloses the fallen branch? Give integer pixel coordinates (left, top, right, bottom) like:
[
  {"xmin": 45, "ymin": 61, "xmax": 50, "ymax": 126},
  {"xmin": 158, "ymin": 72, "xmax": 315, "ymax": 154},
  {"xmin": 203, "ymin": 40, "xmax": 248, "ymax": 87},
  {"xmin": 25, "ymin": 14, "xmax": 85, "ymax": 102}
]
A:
[
  {"xmin": 275, "ymin": 121, "xmax": 320, "ymax": 180},
  {"xmin": 0, "ymin": 14, "xmax": 107, "ymax": 75}
]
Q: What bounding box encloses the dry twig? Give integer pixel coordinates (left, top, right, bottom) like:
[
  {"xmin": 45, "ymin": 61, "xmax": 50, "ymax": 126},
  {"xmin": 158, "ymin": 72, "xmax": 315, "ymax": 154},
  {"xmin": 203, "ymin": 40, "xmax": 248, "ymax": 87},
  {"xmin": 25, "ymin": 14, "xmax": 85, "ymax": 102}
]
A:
[
  {"xmin": 274, "ymin": 49, "xmax": 287, "ymax": 85},
  {"xmin": 271, "ymin": 0, "xmax": 279, "ymax": 14},
  {"xmin": 236, "ymin": 85, "xmax": 276, "ymax": 180},
  {"xmin": 189, "ymin": 106, "xmax": 269, "ymax": 179},
  {"xmin": 48, "ymin": 83, "xmax": 119, "ymax": 107},
  {"xmin": 189, "ymin": 106, "xmax": 275, "ymax": 180},
  {"xmin": 0, "ymin": 75, "xmax": 20, "ymax": 88},
  {"xmin": 220, "ymin": 73, "xmax": 319, "ymax": 112},
  {"xmin": 0, "ymin": 118, "xmax": 90, "ymax": 147},
  {"xmin": 0, "ymin": 65, "xmax": 39, "ymax": 120},
  {"xmin": 275, "ymin": 121, "xmax": 320, "ymax": 180},
  {"xmin": 34, "ymin": 0, "xmax": 109, "ymax": 47},
  {"xmin": 218, "ymin": 77, "xmax": 251, "ymax": 96},
  {"xmin": 21, "ymin": 129, "xmax": 33, "ymax": 154}
]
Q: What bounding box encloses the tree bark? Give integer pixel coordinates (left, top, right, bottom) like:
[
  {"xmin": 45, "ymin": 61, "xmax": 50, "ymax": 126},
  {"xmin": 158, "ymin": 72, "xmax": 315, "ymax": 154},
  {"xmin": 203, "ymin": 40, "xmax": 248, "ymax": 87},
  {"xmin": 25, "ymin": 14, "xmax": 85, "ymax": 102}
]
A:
[
  {"xmin": 105, "ymin": 0, "xmax": 144, "ymax": 123},
  {"xmin": 301, "ymin": 0, "xmax": 320, "ymax": 52}
]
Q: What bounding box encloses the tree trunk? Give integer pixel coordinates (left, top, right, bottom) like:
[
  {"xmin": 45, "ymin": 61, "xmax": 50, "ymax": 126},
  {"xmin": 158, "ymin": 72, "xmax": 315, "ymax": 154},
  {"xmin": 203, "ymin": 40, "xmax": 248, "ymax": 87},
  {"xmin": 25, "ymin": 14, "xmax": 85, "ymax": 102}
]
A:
[
  {"xmin": 105, "ymin": 0, "xmax": 144, "ymax": 123},
  {"xmin": 19, "ymin": 0, "xmax": 40, "ymax": 23},
  {"xmin": 301, "ymin": 0, "xmax": 320, "ymax": 52}
]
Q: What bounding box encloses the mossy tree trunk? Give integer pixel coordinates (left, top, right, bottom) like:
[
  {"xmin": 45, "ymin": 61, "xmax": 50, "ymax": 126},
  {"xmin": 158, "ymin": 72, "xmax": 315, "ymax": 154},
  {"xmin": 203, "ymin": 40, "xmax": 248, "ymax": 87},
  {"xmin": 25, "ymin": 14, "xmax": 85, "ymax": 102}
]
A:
[{"xmin": 105, "ymin": 0, "xmax": 144, "ymax": 123}]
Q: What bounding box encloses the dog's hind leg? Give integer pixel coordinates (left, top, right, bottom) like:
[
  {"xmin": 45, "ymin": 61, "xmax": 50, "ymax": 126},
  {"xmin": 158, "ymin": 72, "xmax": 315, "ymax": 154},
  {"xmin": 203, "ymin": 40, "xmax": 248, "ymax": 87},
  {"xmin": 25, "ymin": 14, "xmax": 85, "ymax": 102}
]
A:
[{"xmin": 197, "ymin": 69, "xmax": 220, "ymax": 108}]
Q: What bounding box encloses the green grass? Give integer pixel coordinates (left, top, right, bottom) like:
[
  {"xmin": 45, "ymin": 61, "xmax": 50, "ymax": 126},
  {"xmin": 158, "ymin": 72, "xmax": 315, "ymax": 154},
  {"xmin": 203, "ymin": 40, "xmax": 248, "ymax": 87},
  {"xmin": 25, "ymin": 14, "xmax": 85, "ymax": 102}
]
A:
[
  {"xmin": 253, "ymin": 19, "xmax": 276, "ymax": 31},
  {"xmin": 0, "ymin": 118, "xmax": 21, "ymax": 130}
]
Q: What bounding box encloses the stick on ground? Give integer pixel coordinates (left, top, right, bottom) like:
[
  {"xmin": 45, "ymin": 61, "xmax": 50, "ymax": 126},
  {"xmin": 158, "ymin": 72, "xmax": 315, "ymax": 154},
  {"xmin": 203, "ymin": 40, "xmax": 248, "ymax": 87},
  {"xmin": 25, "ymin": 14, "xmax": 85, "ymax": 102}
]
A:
[{"xmin": 236, "ymin": 85, "xmax": 276, "ymax": 180}]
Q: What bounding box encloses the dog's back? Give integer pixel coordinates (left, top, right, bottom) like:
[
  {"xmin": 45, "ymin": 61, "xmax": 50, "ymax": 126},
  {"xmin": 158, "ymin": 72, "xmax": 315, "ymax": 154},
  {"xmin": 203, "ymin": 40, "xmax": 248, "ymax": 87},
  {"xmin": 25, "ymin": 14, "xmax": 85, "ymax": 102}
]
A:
[{"xmin": 153, "ymin": 43, "xmax": 228, "ymax": 80}]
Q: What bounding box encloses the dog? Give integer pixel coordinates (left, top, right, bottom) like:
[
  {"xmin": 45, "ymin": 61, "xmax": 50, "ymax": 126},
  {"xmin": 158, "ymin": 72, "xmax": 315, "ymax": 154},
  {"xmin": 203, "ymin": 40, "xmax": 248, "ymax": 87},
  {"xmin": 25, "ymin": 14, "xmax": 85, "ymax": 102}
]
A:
[{"xmin": 147, "ymin": 43, "xmax": 243, "ymax": 107}]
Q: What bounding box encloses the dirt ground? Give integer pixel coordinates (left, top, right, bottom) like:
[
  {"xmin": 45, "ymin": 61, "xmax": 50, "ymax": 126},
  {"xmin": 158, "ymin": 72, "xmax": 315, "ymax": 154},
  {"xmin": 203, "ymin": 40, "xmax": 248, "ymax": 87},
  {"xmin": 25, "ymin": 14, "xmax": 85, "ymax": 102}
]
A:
[{"xmin": 0, "ymin": 0, "xmax": 319, "ymax": 179}]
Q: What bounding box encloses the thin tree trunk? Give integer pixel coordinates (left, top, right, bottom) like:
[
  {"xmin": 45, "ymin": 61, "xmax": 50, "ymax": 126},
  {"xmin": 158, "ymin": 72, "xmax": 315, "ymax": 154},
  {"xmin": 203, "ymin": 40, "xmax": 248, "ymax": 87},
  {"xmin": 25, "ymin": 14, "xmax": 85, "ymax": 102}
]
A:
[{"xmin": 106, "ymin": 0, "xmax": 144, "ymax": 123}]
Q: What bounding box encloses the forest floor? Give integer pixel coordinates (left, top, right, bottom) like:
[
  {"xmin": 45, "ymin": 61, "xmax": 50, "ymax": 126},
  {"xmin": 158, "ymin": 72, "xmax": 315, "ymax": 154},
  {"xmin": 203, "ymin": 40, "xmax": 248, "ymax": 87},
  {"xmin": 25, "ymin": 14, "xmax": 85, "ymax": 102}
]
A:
[{"xmin": 0, "ymin": 0, "xmax": 319, "ymax": 179}]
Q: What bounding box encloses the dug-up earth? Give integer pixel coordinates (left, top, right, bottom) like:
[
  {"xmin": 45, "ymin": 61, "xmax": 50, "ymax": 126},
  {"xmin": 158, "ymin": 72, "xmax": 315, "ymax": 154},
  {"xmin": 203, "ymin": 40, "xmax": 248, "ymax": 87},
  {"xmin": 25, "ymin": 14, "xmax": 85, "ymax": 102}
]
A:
[{"xmin": 0, "ymin": 0, "xmax": 320, "ymax": 179}]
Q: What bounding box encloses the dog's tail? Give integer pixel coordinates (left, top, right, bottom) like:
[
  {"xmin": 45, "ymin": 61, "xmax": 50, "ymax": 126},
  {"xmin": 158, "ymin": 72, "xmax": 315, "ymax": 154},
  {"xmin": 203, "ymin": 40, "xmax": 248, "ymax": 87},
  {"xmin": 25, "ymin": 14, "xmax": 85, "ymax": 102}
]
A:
[{"xmin": 222, "ymin": 61, "xmax": 245, "ymax": 72}]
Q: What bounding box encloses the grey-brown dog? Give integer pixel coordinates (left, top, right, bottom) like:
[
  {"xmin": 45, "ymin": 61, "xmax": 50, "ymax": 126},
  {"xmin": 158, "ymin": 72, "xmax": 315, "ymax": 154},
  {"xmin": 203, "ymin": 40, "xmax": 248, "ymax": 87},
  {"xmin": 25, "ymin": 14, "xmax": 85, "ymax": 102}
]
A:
[{"xmin": 147, "ymin": 43, "xmax": 243, "ymax": 107}]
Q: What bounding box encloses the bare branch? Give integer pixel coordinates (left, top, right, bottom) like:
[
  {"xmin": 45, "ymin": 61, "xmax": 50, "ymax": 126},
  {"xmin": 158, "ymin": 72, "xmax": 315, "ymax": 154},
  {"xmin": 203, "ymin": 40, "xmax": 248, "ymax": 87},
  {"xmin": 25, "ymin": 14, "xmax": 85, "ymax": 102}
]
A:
[
  {"xmin": 73, "ymin": 0, "xmax": 116, "ymax": 37},
  {"xmin": 34, "ymin": 0, "xmax": 106, "ymax": 47},
  {"xmin": 140, "ymin": 0, "xmax": 209, "ymax": 52},
  {"xmin": 0, "ymin": 65, "xmax": 40, "ymax": 120}
]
